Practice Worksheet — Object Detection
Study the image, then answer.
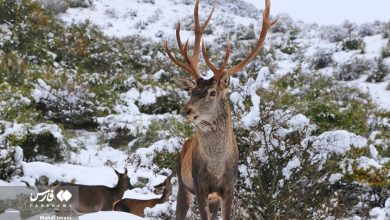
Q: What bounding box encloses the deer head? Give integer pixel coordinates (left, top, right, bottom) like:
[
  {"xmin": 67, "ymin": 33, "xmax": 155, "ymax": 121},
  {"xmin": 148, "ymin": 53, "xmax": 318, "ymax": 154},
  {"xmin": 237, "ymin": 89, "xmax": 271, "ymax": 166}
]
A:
[
  {"xmin": 114, "ymin": 168, "xmax": 132, "ymax": 193},
  {"xmin": 153, "ymin": 173, "xmax": 174, "ymax": 202},
  {"xmin": 165, "ymin": 0, "xmax": 276, "ymax": 127}
]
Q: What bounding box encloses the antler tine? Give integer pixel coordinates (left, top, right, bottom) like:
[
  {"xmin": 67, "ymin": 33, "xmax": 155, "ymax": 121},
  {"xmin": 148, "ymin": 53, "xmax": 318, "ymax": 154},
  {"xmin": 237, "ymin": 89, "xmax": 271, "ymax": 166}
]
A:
[
  {"xmin": 201, "ymin": 38, "xmax": 231, "ymax": 80},
  {"xmin": 218, "ymin": 38, "xmax": 231, "ymax": 71},
  {"xmin": 175, "ymin": 23, "xmax": 195, "ymax": 67},
  {"xmin": 224, "ymin": 0, "xmax": 274, "ymax": 76},
  {"xmin": 201, "ymin": 40, "xmax": 219, "ymax": 75},
  {"xmin": 164, "ymin": 41, "xmax": 194, "ymax": 74},
  {"xmin": 191, "ymin": 0, "xmax": 215, "ymax": 74},
  {"xmin": 164, "ymin": 0, "xmax": 215, "ymax": 80}
]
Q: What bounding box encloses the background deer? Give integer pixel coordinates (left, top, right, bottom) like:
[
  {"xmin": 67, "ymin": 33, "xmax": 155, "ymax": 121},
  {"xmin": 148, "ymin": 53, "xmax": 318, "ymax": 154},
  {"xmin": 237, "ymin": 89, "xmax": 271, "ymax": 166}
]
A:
[
  {"xmin": 57, "ymin": 168, "xmax": 131, "ymax": 214},
  {"xmin": 112, "ymin": 173, "xmax": 174, "ymax": 217},
  {"xmin": 164, "ymin": 0, "xmax": 275, "ymax": 219}
]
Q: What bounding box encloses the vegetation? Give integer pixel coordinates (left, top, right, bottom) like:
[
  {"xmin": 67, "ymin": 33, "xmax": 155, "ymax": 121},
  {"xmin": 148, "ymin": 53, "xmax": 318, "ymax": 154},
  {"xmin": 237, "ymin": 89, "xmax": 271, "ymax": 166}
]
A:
[
  {"xmin": 342, "ymin": 38, "xmax": 366, "ymax": 53},
  {"xmin": 0, "ymin": 0, "xmax": 389, "ymax": 219}
]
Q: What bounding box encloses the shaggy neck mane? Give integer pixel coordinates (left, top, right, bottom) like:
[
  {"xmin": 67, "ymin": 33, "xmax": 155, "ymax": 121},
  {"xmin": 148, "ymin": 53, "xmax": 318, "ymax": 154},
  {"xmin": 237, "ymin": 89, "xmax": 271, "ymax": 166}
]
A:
[{"xmin": 196, "ymin": 97, "xmax": 233, "ymax": 154}]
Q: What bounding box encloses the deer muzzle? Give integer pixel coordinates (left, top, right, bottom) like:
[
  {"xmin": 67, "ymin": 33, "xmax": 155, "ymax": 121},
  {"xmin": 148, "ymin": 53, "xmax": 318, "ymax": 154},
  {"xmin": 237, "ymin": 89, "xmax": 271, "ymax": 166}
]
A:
[{"xmin": 181, "ymin": 105, "xmax": 199, "ymax": 121}]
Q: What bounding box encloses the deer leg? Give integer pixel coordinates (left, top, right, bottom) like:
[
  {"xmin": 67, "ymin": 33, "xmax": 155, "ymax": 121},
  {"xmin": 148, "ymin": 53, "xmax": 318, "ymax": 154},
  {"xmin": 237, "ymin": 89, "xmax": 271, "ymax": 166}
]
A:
[
  {"xmin": 209, "ymin": 199, "xmax": 220, "ymax": 220},
  {"xmin": 221, "ymin": 188, "xmax": 233, "ymax": 220},
  {"xmin": 196, "ymin": 187, "xmax": 210, "ymax": 220},
  {"xmin": 176, "ymin": 181, "xmax": 193, "ymax": 220}
]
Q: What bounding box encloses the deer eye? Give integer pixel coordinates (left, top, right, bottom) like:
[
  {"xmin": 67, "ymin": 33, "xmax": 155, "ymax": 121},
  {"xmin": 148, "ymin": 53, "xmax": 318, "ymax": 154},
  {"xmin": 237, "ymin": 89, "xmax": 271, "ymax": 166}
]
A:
[{"xmin": 209, "ymin": 90, "xmax": 217, "ymax": 97}]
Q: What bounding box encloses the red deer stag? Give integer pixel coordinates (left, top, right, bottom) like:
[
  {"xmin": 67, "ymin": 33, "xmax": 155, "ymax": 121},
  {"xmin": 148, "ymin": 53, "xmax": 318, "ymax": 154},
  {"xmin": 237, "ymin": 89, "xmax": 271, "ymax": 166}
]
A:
[
  {"xmin": 164, "ymin": 0, "xmax": 275, "ymax": 219},
  {"xmin": 112, "ymin": 173, "xmax": 174, "ymax": 217},
  {"xmin": 58, "ymin": 169, "xmax": 131, "ymax": 213}
]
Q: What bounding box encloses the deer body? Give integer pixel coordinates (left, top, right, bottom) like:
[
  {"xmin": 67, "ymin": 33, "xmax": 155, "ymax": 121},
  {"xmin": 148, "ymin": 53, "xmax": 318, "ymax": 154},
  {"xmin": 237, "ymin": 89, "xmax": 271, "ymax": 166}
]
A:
[
  {"xmin": 175, "ymin": 78, "xmax": 238, "ymax": 220},
  {"xmin": 59, "ymin": 169, "xmax": 130, "ymax": 213},
  {"xmin": 164, "ymin": 0, "xmax": 274, "ymax": 219},
  {"xmin": 113, "ymin": 174, "xmax": 173, "ymax": 217}
]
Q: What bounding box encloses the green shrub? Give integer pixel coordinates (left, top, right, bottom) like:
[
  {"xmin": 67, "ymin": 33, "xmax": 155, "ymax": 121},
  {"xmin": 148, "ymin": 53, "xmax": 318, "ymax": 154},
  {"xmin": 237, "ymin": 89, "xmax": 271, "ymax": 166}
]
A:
[
  {"xmin": 310, "ymin": 49, "xmax": 334, "ymax": 70},
  {"xmin": 138, "ymin": 93, "xmax": 184, "ymax": 114},
  {"xmin": 108, "ymin": 127, "xmax": 135, "ymax": 149},
  {"xmin": 367, "ymin": 58, "xmax": 389, "ymax": 83},
  {"xmin": 335, "ymin": 58, "xmax": 372, "ymax": 81},
  {"xmin": 382, "ymin": 40, "xmax": 390, "ymax": 58},
  {"xmin": 268, "ymin": 72, "xmax": 371, "ymax": 136},
  {"xmin": 342, "ymin": 38, "xmax": 365, "ymax": 52},
  {"xmin": 0, "ymin": 146, "xmax": 23, "ymax": 181},
  {"xmin": 383, "ymin": 22, "xmax": 390, "ymax": 38},
  {"xmin": 153, "ymin": 150, "xmax": 178, "ymax": 173},
  {"xmin": 6, "ymin": 131, "xmax": 63, "ymax": 162},
  {"xmin": 131, "ymin": 118, "xmax": 193, "ymax": 150},
  {"xmin": 233, "ymin": 102, "xmax": 376, "ymax": 219}
]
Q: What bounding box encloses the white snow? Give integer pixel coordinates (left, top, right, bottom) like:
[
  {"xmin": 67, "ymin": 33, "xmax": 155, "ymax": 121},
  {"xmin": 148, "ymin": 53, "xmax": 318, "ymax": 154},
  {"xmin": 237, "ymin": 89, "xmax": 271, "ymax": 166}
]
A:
[
  {"xmin": 307, "ymin": 130, "xmax": 368, "ymax": 165},
  {"xmin": 80, "ymin": 211, "xmax": 144, "ymax": 220},
  {"xmin": 21, "ymin": 161, "xmax": 121, "ymax": 187},
  {"xmin": 241, "ymin": 67, "xmax": 269, "ymax": 128},
  {"xmin": 370, "ymin": 198, "xmax": 390, "ymax": 220},
  {"xmin": 347, "ymin": 76, "xmax": 390, "ymax": 110},
  {"xmin": 140, "ymin": 90, "xmax": 157, "ymax": 105},
  {"xmin": 282, "ymin": 156, "xmax": 300, "ymax": 180},
  {"xmin": 328, "ymin": 173, "xmax": 343, "ymax": 184}
]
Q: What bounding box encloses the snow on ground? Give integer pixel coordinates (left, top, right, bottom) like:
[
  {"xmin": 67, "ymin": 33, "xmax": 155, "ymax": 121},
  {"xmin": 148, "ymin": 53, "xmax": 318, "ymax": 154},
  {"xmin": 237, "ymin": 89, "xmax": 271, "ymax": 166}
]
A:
[
  {"xmin": 60, "ymin": 0, "xmax": 390, "ymax": 111},
  {"xmin": 346, "ymin": 76, "xmax": 390, "ymax": 110},
  {"xmin": 80, "ymin": 211, "xmax": 145, "ymax": 220},
  {"xmin": 60, "ymin": 0, "xmax": 260, "ymax": 41},
  {"xmin": 0, "ymin": 211, "xmax": 145, "ymax": 220},
  {"xmin": 67, "ymin": 130, "xmax": 128, "ymax": 168},
  {"xmin": 1, "ymin": 0, "xmax": 389, "ymax": 219}
]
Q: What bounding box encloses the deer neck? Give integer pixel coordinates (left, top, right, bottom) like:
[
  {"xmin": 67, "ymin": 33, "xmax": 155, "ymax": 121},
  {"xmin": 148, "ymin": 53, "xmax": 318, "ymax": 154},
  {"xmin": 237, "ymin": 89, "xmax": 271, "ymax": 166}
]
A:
[
  {"xmin": 157, "ymin": 188, "xmax": 172, "ymax": 203},
  {"xmin": 113, "ymin": 179, "xmax": 126, "ymax": 200},
  {"xmin": 196, "ymin": 98, "xmax": 233, "ymax": 156}
]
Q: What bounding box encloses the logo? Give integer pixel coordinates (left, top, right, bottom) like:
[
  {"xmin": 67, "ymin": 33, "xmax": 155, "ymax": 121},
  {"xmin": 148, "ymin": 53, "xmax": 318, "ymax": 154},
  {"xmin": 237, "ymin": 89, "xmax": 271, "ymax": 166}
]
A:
[
  {"xmin": 29, "ymin": 189, "xmax": 72, "ymax": 203},
  {"xmin": 56, "ymin": 190, "xmax": 72, "ymax": 202}
]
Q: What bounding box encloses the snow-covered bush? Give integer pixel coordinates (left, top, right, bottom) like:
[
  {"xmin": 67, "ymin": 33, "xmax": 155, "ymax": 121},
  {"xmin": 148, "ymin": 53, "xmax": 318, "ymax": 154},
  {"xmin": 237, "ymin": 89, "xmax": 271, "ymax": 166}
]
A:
[
  {"xmin": 383, "ymin": 22, "xmax": 390, "ymax": 38},
  {"xmin": 131, "ymin": 118, "xmax": 193, "ymax": 151},
  {"xmin": 335, "ymin": 58, "xmax": 372, "ymax": 81},
  {"xmin": 309, "ymin": 48, "xmax": 334, "ymax": 70},
  {"xmin": 108, "ymin": 127, "xmax": 135, "ymax": 149},
  {"xmin": 267, "ymin": 72, "xmax": 371, "ymax": 136},
  {"xmin": 0, "ymin": 145, "xmax": 23, "ymax": 181},
  {"xmin": 271, "ymin": 14, "xmax": 297, "ymax": 34},
  {"xmin": 138, "ymin": 92, "xmax": 184, "ymax": 114},
  {"xmin": 320, "ymin": 25, "xmax": 349, "ymax": 42},
  {"xmin": 358, "ymin": 23, "xmax": 377, "ymax": 37},
  {"xmin": 382, "ymin": 40, "xmax": 390, "ymax": 58},
  {"xmin": 367, "ymin": 58, "xmax": 390, "ymax": 83},
  {"xmin": 67, "ymin": 0, "xmax": 93, "ymax": 8},
  {"xmin": 1, "ymin": 123, "xmax": 67, "ymax": 163},
  {"xmin": 342, "ymin": 38, "xmax": 366, "ymax": 52},
  {"xmin": 370, "ymin": 198, "xmax": 390, "ymax": 220},
  {"xmin": 229, "ymin": 72, "xmax": 387, "ymax": 219},
  {"xmin": 236, "ymin": 24, "xmax": 256, "ymax": 40},
  {"xmin": 38, "ymin": 0, "xmax": 69, "ymax": 13},
  {"xmin": 342, "ymin": 21, "xmax": 358, "ymax": 36},
  {"xmin": 233, "ymin": 102, "xmax": 379, "ymax": 219}
]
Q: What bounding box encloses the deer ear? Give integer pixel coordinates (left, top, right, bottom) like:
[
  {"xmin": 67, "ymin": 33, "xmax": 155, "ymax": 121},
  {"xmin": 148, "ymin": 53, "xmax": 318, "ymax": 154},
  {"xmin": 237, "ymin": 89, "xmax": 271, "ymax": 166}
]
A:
[
  {"xmin": 173, "ymin": 78, "xmax": 196, "ymax": 91},
  {"xmin": 114, "ymin": 169, "xmax": 120, "ymax": 175},
  {"xmin": 219, "ymin": 74, "xmax": 230, "ymax": 89}
]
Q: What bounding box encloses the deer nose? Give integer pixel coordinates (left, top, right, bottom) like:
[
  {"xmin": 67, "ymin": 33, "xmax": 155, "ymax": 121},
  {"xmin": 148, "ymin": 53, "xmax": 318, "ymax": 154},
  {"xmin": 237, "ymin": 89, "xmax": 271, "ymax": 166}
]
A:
[{"xmin": 181, "ymin": 106, "xmax": 193, "ymax": 118}]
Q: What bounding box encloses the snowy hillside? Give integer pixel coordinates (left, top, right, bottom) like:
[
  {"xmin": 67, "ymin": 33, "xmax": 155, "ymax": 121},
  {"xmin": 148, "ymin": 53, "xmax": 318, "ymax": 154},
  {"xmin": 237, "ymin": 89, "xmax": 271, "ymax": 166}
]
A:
[{"xmin": 0, "ymin": 0, "xmax": 390, "ymax": 219}]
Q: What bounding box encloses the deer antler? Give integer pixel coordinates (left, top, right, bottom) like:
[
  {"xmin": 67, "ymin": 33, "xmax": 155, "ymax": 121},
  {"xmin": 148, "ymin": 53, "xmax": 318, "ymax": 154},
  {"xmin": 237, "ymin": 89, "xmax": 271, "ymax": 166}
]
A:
[
  {"xmin": 164, "ymin": 0, "xmax": 214, "ymax": 80},
  {"xmin": 202, "ymin": 0, "xmax": 277, "ymax": 81}
]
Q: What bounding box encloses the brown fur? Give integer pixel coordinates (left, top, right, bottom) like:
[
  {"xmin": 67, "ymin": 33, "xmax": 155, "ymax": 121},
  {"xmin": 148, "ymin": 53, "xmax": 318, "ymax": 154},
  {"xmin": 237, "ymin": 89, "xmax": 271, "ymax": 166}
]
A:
[
  {"xmin": 112, "ymin": 174, "xmax": 174, "ymax": 217},
  {"xmin": 58, "ymin": 169, "xmax": 131, "ymax": 214},
  {"xmin": 175, "ymin": 77, "xmax": 239, "ymax": 220},
  {"xmin": 165, "ymin": 1, "xmax": 274, "ymax": 219}
]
